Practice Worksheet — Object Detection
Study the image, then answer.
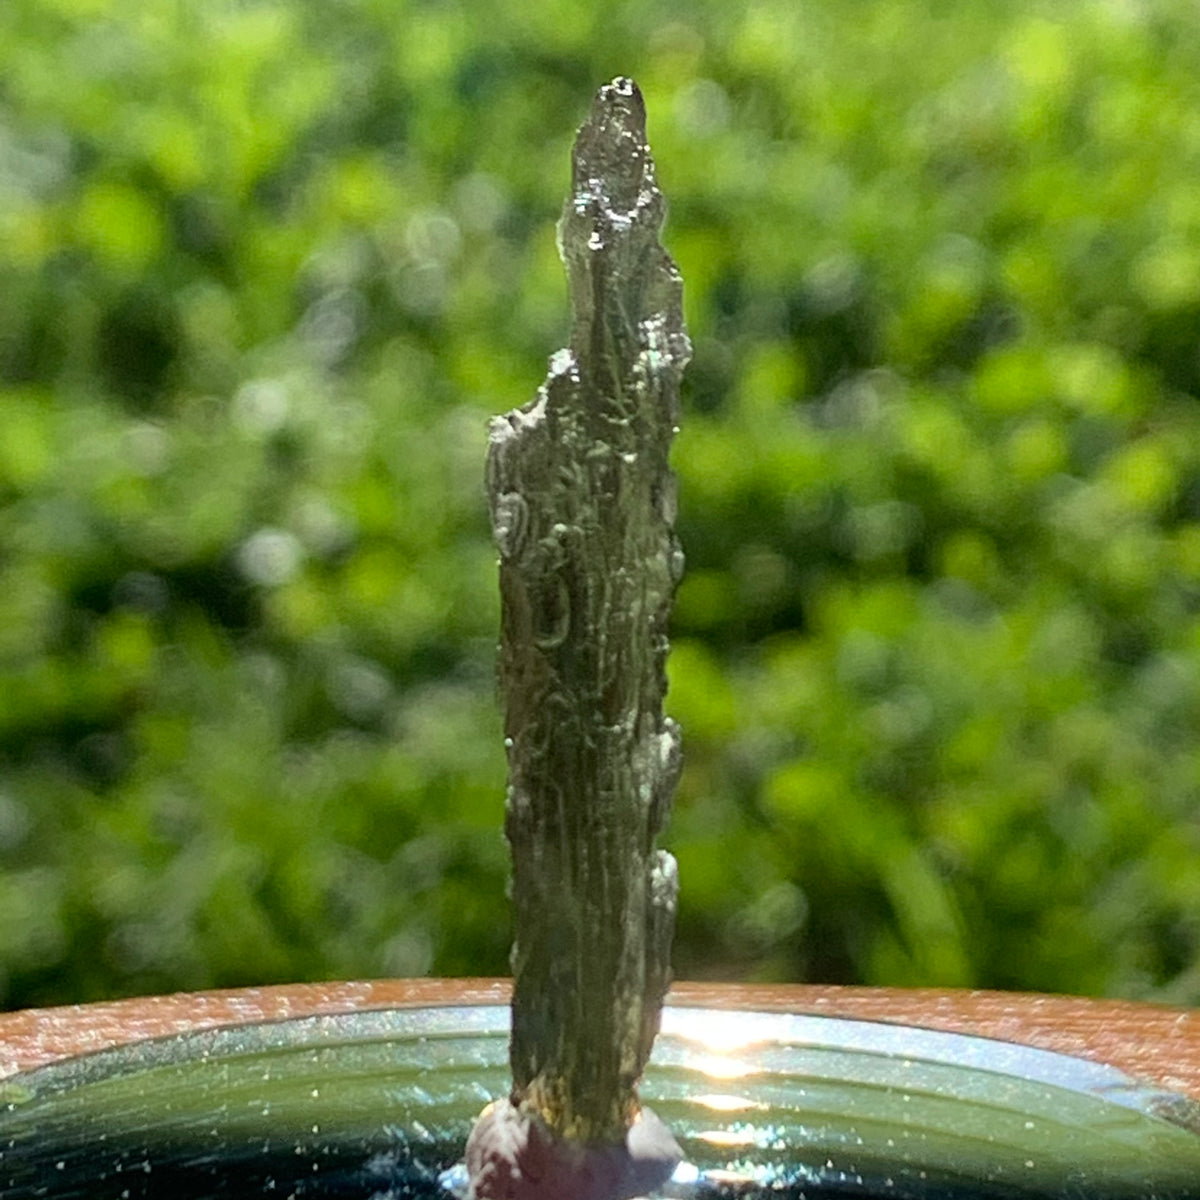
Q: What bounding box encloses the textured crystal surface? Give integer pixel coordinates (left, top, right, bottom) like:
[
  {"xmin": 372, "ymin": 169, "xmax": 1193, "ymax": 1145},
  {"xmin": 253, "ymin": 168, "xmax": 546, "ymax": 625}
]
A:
[{"xmin": 485, "ymin": 75, "xmax": 690, "ymax": 1146}]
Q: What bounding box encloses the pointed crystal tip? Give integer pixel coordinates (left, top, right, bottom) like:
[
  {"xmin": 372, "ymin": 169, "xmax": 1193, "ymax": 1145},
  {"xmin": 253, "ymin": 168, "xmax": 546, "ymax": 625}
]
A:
[
  {"xmin": 594, "ymin": 76, "xmax": 645, "ymax": 130},
  {"xmin": 571, "ymin": 77, "xmax": 651, "ymax": 214}
]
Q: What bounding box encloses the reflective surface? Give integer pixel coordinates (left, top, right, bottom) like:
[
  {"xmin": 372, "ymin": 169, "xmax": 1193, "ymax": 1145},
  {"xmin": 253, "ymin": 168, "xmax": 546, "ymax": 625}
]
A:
[{"xmin": 2, "ymin": 1004, "xmax": 1200, "ymax": 1198}]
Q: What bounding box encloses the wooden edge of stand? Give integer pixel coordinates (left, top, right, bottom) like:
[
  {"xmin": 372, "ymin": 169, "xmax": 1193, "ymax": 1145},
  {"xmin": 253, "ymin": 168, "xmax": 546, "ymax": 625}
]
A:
[{"xmin": 1, "ymin": 979, "xmax": 1197, "ymax": 1102}]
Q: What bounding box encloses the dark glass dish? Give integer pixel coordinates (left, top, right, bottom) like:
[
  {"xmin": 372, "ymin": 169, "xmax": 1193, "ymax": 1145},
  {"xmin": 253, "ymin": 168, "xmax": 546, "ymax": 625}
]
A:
[{"xmin": 2, "ymin": 1004, "xmax": 1199, "ymax": 1199}]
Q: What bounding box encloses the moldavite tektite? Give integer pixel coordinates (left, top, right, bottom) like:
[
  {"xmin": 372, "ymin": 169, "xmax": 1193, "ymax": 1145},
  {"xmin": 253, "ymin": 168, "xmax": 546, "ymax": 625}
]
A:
[{"xmin": 466, "ymin": 78, "xmax": 690, "ymax": 1200}]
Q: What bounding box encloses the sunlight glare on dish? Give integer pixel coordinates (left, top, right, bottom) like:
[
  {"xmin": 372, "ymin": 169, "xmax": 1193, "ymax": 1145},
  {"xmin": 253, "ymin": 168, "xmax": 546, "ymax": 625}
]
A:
[
  {"xmin": 667, "ymin": 1009, "xmax": 768, "ymax": 1054},
  {"xmin": 704, "ymin": 1166, "xmax": 767, "ymax": 1187},
  {"xmin": 698, "ymin": 1126, "xmax": 764, "ymax": 1149},
  {"xmin": 693, "ymin": 1093, "xmax": 764, "ymax": 1113},
  {"xmin": 688, "ymin": 1053, "xmax": 754, "ymax": 1080}
]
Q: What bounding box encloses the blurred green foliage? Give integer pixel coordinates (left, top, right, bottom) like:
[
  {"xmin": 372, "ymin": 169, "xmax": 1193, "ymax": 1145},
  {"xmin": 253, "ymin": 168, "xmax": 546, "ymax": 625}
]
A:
[{"xmin": 4, "ymin": 0, "xmax": 1200, "ymax": 1009}]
